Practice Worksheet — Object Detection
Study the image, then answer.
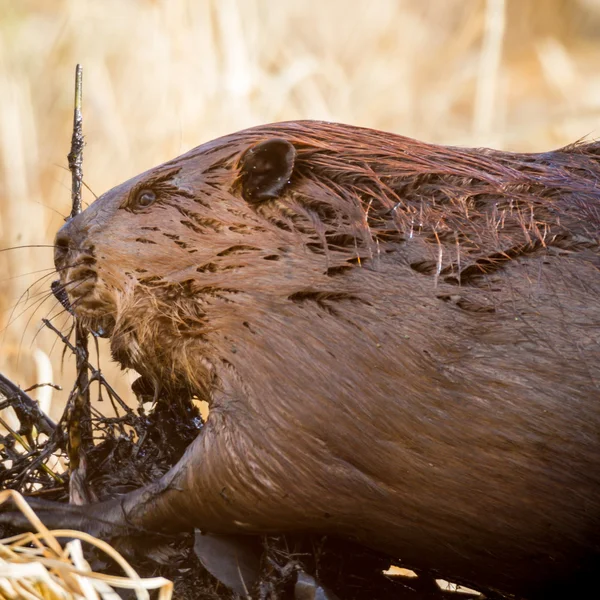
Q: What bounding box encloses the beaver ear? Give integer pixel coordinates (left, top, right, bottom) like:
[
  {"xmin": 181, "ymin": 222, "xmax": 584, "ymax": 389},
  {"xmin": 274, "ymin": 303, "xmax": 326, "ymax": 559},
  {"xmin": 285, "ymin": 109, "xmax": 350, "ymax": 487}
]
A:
[{"xmin": 238, "ymin": 138, "xmax": 296, "ymax": 203}]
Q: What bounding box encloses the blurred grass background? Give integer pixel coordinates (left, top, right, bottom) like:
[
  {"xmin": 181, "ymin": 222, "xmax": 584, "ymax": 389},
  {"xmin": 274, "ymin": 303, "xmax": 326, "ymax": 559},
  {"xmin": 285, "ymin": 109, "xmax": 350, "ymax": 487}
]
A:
[{"xmin": 1, "ymin": 0, "xmax": 600, "ymax": 416}]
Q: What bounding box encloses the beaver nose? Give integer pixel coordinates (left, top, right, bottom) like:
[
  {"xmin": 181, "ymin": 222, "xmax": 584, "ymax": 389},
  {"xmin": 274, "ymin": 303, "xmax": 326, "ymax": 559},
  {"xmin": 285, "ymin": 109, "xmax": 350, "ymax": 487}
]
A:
[
  {"xmin": 53, "ymin": 218, "xmax": 87, "ymax": 271},
  {"xmin": 54, "ymin": 230, "xmax": 70, "ymax": 271}
]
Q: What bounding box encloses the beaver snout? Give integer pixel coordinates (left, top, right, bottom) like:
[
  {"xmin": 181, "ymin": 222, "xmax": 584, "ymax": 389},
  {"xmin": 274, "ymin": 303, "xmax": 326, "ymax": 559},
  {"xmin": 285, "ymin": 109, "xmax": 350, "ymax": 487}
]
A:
[
  {"xmin": 53, "ymin": 218, "xmax": 90, "ymax": 271},
  {"xmin": 52, "ymin": 216, "xmax": 106, "ymax": 325}
]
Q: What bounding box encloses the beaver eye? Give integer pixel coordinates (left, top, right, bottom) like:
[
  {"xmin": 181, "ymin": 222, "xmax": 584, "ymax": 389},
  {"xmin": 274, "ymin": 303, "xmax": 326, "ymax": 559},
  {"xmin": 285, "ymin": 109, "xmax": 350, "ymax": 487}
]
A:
[{"xmin": 134, "ymin": 189, "xmax": 157, "ymax": 208}]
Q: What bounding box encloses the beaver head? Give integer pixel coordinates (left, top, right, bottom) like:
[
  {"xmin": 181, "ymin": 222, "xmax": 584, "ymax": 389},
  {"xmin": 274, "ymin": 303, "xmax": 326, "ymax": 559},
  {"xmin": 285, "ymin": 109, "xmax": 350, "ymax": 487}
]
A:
[{"xmin": 53, "ymin": 130, "xmax": 303, "ymax": 394}]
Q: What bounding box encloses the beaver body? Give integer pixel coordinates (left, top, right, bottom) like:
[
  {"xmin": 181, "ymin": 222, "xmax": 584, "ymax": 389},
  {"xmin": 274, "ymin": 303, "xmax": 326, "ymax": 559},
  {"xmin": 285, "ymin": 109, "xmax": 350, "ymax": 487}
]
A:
[{"xmin": 16, "ymin": 122, "xmax": 600, "ymax": 597}]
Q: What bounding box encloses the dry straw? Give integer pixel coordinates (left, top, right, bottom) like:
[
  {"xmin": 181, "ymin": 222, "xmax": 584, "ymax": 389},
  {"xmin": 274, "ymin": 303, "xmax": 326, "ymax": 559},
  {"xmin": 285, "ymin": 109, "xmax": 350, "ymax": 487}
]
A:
[{"xmin": 0, "ymin": 490, "xmax": 173, "ymax": 600}]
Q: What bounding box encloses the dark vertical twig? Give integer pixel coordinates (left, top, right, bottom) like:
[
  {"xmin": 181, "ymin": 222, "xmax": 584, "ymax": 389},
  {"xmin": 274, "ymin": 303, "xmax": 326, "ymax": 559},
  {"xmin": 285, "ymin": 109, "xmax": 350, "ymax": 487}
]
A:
[
  {"xmin": 68, "ymin": 64, "xmax": 84, "ymax": 219},
  {"xmin": 66, "ymin": 64, "xmax": 94, "ymax": 503}
]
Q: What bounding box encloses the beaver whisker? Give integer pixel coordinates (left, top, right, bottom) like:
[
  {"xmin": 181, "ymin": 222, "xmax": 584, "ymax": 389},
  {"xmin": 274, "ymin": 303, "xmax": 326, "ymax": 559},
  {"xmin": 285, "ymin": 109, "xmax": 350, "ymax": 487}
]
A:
[
  {"xmin": 1, "ymin": 277, "xmax": 86, "ymax": 339},
  {"xmin": 19, "ymin": 277, "xmax": 96, "ymax": 349},
  {"xmin": 8, "ymin": 260, "xmax": 88, "ymax": 318},
  {"xmin": 12, "ymin": 280, "xmax": 88, "ymax": 365},
  {"xmin": 0, "ymin": 244, "xmax": 57, "ymax": 254},
  {"xmin": 0, "ymin": 266, "xmax": 60, "ymax": 284},
  {"xmin": 30, "ymin": 296, "xmax": 83, "ymax": 349}
]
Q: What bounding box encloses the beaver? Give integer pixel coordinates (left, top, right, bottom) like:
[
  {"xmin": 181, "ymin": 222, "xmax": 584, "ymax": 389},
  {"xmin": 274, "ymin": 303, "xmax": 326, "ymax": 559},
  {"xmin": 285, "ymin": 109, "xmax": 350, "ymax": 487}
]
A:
[{"xmin": 4, "ymin": 121, "xmax": 600, "ymax": 598}]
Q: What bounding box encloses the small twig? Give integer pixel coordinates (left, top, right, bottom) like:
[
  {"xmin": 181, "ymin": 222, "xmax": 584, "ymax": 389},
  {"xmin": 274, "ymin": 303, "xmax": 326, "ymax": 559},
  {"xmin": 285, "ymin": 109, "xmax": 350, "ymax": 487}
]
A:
[
  {"xmin": 0, "ymin": 416, "xmax": 64, "ymax": 484},
  {"xmin": 23, "ymin": 383, "xmax": 63, "ymax": 394},
  {"xmin": 9, "ymin": 434, "xmax": 67, "ymax": 489},
  {"xmin": 0, "ymin": 372, "xmax": 56, "ymax": 436}
]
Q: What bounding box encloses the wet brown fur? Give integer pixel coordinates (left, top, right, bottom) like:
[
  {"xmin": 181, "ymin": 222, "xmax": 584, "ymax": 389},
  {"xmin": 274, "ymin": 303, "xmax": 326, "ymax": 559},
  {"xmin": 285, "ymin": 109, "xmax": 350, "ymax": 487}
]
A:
[{"xmin": 50, "ymin": 121, "xmax": 600, "ymax": 598}]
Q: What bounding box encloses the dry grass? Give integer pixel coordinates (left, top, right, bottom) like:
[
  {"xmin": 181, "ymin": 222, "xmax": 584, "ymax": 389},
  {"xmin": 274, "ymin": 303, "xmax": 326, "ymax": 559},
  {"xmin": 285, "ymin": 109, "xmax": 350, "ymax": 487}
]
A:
[
  {"xmin": 0, "ymin": 490, "xmax": 173, "ymax": 599},
  {"xmin": 1, "ymin": 0, "xmax": 600, "ymax": 414}
]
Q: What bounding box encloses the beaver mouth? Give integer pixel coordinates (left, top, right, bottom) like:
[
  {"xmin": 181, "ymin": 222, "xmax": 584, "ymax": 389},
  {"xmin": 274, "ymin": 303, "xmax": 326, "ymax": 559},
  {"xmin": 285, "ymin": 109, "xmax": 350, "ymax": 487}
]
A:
[
  {"xmin": 51, "ymin": 279, "xmax": 115, "ymax": 338},
  {"xmin": 77, "ymin": 312, "xmax": 115, "ymax": 338}
]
